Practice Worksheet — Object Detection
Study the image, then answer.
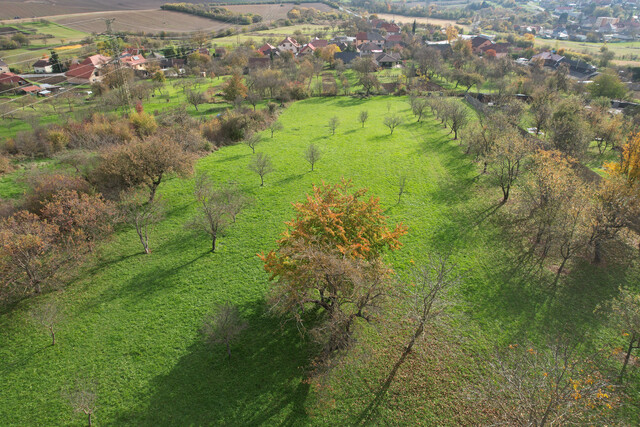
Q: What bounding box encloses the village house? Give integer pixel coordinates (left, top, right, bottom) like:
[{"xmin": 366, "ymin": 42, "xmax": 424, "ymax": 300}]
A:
[
  {"xmin": 385, "ymin": 34, "xmax": 404, "ymax": 49},
  {"xmin": 257, "ymin": 43, "xmax": 277, "ymax": 56},
  {"xmin": 359, "ymin": 42, "xmax": 383, "ymax": 55},
  {"xmin": 355, "ymin": 32, "xmax": 385, "ymax": 48},
  {"xmin": 334, "ymin": 51, "xmax": 358, "ymax": 65},
  {"xmin": 0, "ymin": 72, "xmax": 29, "ymax": 92},
  {"xmin": 18, "ymin": 85, "xmax": 41, "ymax": 95},
  {"xmin": 375, "ymin": 52, "xmax": 401, "ymax": 68},
  {"xmin": 32, "ymin": 58, "xmax": 53, "ymax": 73},
  {"xmin": 480, "ymin": 42, "xmax": 511, "ymax": 58},
  {"xmin": 278, "ymin": 37, "xmax": 300, "ymax": 54},
  {"xmin": 377, "ymin": 22, "xmax": 401, "ymax": 35},
  {"xmin": 120, "ymin": 54, "xmax": 147, "ymax": 71},
  {"xmin": 65, "ymin": 54, "xmax": 111, "ymax": 85},
  {"xmin": 470, "ymin": 35, "xmax": 493, "ymax": 54}
]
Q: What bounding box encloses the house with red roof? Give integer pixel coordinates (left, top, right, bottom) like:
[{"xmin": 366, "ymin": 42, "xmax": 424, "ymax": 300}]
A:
[
  {"xmin": 480, "ymin": 42, "xmax": 511, "ymax": 58},
  {"xmin": 378, "ymin": 22, "xmax": 401, "ymax": 34},
  {"xmin": 257, "ymin": 43, "xmax": 277, "ymax": 56},
  {"xmin": 385, "ymin": 34, "xmax": 404, "ymax": 49},
  {"xmin": 0, "ymin": 71, "xmax": 28, "ymax": 86},
  {"xmin": 278, "ymin": 37, "xmax": 300, "ymax": 54},
  {"xmin": 120, "ymin": 54, "xmax": 147, "ymax": 71},
  {"xmin": 65, "ymin": 54, "xmax": 111, "ymax": 85}
]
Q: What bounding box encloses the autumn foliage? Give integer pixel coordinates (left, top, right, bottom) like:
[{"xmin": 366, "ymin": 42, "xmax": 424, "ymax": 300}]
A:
[{"xmin": 260, "ymin": 179, "xmax": 407, "ymax": 353}]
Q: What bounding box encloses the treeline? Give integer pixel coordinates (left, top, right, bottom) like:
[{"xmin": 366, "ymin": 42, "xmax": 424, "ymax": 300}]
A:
[
  {"xmin": 354, "ymin": 0, "xmax": 474, "ymax": 20},
  {"xmin": 160, "ymin": 3, "xmax": 263, "ymax": 25},
  {"xmin": 201, "ymin": 0, "xmax": 339, "ymax": 8}
]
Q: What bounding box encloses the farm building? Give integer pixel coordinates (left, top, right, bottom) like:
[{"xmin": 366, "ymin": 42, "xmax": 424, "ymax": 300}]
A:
[
  {"xmin": 32, "ymin": 58, "xmax": 53, "ymax": 73},
  {"xmin": 65, "ymin": 54, "xmax": 111, "ymax": 85}
]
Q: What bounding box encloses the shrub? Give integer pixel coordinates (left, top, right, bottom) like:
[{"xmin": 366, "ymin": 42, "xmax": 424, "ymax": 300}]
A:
[
  {"xmin": 22, "ymin": 172, "xmax": 91, "ymax": 214},
  {"xmin": 47, "ymin": 129, "xmax": 69, "ymax": 152},
  {"xmin": 129, "ymin": 111, "xmax": 158, "ymax": 138},
  {"xmin": 0, "ymin": 155, "xmax": 11, "ymax": 175},
  {"xmin": 283, "ymin": 81, "xmax": 308, "ymax": 100}
]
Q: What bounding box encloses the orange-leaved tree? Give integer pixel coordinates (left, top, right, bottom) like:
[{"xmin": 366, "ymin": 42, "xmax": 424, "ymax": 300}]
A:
[
  {"xmin": 260, "ymin": 179, "xmax": 407, "ymax": 353},
  {"xmin": 602, "ymin": 133, "xmax": 640, "ymax": 238}
]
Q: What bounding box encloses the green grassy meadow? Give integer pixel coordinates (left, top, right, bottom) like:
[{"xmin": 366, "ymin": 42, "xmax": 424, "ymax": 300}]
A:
[
  {"xmin": 0, "ymin": 21, "xmax": 90, "ymax": 72},
  {"xmin": 0, "ymin": 96, "xmax": 637, "ymax": 424}
]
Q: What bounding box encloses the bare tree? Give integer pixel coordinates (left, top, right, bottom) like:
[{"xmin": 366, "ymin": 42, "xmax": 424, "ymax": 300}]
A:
[
  {"xmin": 67, "ymin": 379, "xmax": 97, "ymax": 427},
  {"xmin": 411, "ymin": 97, "xmax": 429, "ymax": 122},
  {"xmin": 246, "ymin": 91, "xmax": 261, "ymax": 111},
  {"xmin": 249, "ymin": 152, "xmax": 274, "ymax": 186},
  {"xmin": 383, "ymin": 114, "xmax": 403, "ymax": 135},
  {"xmin": 220, "ymin": 181, "xmax": 251, "ymax": 223},
  {"xmin": 120, "ymin": 191, "xmax": 164, "ymax": 254},
  {"xmin": 243, "ymin": 133, "xmax": 261, "ymax": 154},
  {"xmin": 31, "ymin": 300, "xmax": 62, "ymax": 346},
  {"xmin": 394, "ymin": 174, "xmax": 408, "ymax": 203},
  {"xmin": 328, "ymin": 116, "xmax": 339, "ymax": 135},
  {"xmin": 268, "ymin": 121, "xmax": 283, "ymax": 138},
  {"xmin": 446, "ymin": 102, "xmax": 469, "ymax": 140},
  {"xmin": 483, "ymin": 340, "xmax": 617, "ymax": 426},
  {"xmin": 358, "ymin": 110, "xmax": 369, "ymax": 128},
  {"xmin": 202, "ymin": 303, "xmax": 248, "ymax": 360},
  {"xmin": 185, "ymin": 89, "xmax": 206, "ymax": 112},
  {"xmin": 305, "ymin": 143, "xmax": 322, "ymax": 172},
  {"xmin": 358, "ymin": 255, "xmax": 458, "ymax": 422},
  {"xmin": 186, "ymin": 174, "xmax": 244, "ymax": 252}
]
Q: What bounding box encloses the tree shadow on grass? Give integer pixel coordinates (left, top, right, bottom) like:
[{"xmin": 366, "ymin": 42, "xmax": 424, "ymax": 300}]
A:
[
  {"xmin": 278, "ymin": 173, "xmax": 307, "ymax": 186},
  {"xmin": 115, "ymin": 302, "xmax": 313, "ymax": 426},
  {"xmin": 215, "ymin": 153, "xmax": 249, "ymax": 163},
  {"xmin": 78, "ymin": 233, "xmax": 211, "ymax": 312}
]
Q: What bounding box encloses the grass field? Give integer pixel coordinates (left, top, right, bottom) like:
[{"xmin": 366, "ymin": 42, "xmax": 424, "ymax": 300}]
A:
[
  {"xmin": 0, "ymin": 96, "xmax": 481, "ymax": 425},
  {"xmin": 2, "ymin": 94, "xmax": 636, "ymax": 424},
  {"xmin": 0, "ymin": 21, "xmax": 90, "ymax": 72}
]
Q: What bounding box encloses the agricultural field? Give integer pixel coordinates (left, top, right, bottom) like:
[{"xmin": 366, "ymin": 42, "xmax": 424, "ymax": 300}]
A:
[
  {"xmin": 376, "ymin": 13, "xmax": 470, "ymax": 30},
  {"xmin": 0, "ymin": 0, "xmax": 204, "ymax": 20},
  {"xmin": 534, "ymin": 38, "xmax": 640, "ymax": 66},
  {"xmin": 0, "ymin": 21, "xmax": 90, "ymax": 72},
  {"xmin": 3, "ymin": 3, "xmax": 335, "ymax": 36}
]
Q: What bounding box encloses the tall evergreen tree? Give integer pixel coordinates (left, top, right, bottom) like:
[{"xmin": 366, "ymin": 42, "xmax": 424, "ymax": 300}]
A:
[{"xmin": 50, "ymin": 50, "xmax": 63, "ymax": 73}]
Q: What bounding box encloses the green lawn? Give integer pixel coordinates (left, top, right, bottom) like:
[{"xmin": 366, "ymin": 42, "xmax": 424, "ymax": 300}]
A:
[{"xmin": 0, "ymin": 96, "xmax": 636, "ymax": 424}]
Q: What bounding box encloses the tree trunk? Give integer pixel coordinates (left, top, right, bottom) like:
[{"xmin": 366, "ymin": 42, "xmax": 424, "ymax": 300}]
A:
[
  {"xmin": 260, "ymin": 175, "xmax": 264, "ymax": 186},
  {"xmin": 211, "ymin": 233, "xmax": 217, "ymax": 253},
  {"xmin": 226, "ymin": 341, "xmax": 231, "ymax": 360},
  {"xmin": 593, "ymin": 240, "xmax": 602, "ymax": 264},
  {"xmin": 552, "ymin": 256, "xmax": 569, "ymax": 290},
  {"xmin": 502, "ymin": 183, "xmax": 510, "ymax": 203},
  {"xmin": 50, "ymin": 327, "xmax": 55, "ymax": 346},
  {"xmin": 620, "ymin": 334, "xmax": 637, "ymax": 382},
  {"xmin": 87, "ymin": 412, "xmax": 92, "ymax": 427}
]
